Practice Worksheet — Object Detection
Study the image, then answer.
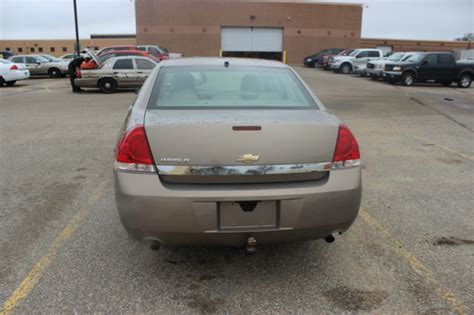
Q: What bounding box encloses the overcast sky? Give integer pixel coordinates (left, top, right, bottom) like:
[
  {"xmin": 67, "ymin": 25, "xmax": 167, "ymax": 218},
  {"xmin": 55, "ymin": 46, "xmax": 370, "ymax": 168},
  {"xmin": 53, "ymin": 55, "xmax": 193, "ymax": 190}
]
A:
[{"xmin": 0, "ymin": 0, "xmax": 472, "ymax": 41}]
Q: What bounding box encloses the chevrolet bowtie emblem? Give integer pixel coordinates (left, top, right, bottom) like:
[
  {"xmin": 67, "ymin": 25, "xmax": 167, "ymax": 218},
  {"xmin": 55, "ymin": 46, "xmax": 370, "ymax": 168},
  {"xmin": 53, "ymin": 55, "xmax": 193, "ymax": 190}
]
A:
[{"xmin": 237, "ymin": 154, "xmax": 260, "ymax": 164}]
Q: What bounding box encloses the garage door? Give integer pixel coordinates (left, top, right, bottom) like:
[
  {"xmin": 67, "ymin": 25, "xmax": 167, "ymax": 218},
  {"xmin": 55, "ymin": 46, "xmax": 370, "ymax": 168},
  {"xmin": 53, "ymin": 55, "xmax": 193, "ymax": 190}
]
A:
[{"xmin": 221, "ymin": 27, "xmax": 283, "ymax": 52}]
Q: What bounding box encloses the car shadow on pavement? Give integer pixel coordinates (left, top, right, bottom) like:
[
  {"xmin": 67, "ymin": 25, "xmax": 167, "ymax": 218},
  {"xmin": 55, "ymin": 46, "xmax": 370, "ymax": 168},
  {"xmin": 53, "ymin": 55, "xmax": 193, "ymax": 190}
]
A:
[{"xmin": 81, "ymin": 89, "xmax": 138, "ymax": 95}]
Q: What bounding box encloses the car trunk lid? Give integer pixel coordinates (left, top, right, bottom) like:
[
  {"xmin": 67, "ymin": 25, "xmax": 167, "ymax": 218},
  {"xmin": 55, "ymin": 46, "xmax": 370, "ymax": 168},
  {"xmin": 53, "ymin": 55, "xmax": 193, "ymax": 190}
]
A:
[{"xmin": 145, "ymin": 109, "xmax": 339, "ymax": 184}]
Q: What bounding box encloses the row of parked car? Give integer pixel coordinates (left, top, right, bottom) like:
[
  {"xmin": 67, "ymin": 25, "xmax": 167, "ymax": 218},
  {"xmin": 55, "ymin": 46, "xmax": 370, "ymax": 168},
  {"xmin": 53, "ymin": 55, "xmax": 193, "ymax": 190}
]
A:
[
  {"xmin": 304, "ymin": 48, "xmax": 474, "ymax": 88},
  {"xmin": 0, "ymin": 45, "xmax": 182, "ymax": 90}
]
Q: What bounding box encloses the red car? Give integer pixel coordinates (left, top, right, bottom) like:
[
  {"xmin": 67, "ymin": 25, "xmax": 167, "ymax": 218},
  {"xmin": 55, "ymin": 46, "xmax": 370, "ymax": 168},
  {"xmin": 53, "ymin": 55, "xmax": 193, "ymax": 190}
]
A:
[
  {"xmin": 81, "ymin": 50, "xmax": 159, "ymax": 69},
  {"xmin": 96, "ymin": 45, "xmax": 138, "ymax": 56}
]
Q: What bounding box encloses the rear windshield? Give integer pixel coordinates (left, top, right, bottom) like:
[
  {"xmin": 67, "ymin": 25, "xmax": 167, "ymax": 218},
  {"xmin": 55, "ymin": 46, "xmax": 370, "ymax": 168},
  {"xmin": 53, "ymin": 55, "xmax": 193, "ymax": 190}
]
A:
[{"xmin": 148, "ymin": 66, "xmax": 317, "ymax": 109}]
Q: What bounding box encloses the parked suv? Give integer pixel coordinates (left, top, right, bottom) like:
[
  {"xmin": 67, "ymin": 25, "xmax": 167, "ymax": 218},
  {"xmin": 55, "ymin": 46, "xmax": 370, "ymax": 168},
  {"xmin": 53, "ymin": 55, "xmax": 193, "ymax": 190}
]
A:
[
  {"xmin": 330, "ymin": 49, "xmax": 383, "ymax": 74},
  {"xmin": 304, "ymin": 48, "xmax": 344, "ymax": 68},
  {"xmin": 383, "ymin": 52, "xmax": 473, "ymax": 88}
]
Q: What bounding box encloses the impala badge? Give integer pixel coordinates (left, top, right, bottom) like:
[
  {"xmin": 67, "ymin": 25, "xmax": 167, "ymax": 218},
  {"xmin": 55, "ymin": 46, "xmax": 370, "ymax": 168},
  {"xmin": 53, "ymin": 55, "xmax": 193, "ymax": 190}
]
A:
[{"xmin": 237, "ymin": 154, "xmax": 260, "ymax": 164}]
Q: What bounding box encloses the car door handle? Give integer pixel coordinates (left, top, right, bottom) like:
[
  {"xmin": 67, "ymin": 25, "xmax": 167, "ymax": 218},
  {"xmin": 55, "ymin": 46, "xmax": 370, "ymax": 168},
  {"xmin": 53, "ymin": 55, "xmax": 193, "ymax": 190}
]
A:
[
  {"xmin": 113, "ymin": 72, "xmax": 118, "ymax": 74},
  {"xmin": 137, "ymin": 71, "xmax": 143, "ymax": 74}
]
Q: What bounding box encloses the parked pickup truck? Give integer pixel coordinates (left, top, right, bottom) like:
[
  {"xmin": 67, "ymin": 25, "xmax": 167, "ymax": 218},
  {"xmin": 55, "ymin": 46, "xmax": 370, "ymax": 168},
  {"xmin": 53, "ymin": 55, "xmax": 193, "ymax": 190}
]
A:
[
  {"xmin": 366, "ymin": 52, "xmax": 416, "ymax": 80},
  {"xmin": 330, "ymin": 48, "xmax": 383, "ymax": 74},
  {"xmin": 383, "ymin": 52, "xmax": 473, "ymax": 88}
]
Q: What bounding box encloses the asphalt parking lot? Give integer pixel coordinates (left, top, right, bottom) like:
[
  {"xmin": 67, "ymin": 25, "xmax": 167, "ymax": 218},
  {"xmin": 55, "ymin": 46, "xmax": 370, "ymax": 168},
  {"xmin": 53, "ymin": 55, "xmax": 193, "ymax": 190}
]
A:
[{"xmin": 1, "ymin": 69, "xmax": 473, "ymax": 314}]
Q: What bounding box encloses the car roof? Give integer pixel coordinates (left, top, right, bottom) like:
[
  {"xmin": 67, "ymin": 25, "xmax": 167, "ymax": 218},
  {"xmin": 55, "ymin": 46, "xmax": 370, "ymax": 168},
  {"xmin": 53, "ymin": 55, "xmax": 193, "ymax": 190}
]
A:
[
  {"xmin": 13, "ymin": 55, "xmax": 43, "ymax": 58},
  {"xmin": 102, "ymin": 45, "xmax": 136, "ymax": 49},
  {"xmin": 159, "ymin": 57, "xmax": 288, "ymax": 68},
  {"xmin": 105, "ymin": 55, "xmax": 157, "ymax": 63},
  {"xmin": 102, "ymin": 50, "xmax": 146, "ymax": 55},
  {"xmin": 411, "ymin": 52, "xmax": 452, "ymax": 55}
]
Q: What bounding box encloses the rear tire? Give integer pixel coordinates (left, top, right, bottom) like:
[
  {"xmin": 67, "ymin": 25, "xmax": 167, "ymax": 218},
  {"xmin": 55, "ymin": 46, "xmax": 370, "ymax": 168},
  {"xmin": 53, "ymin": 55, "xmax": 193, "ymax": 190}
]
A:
[
  {"xmin": 340, "ymin": 63, "xmax": 352, "ymax": 74},
  {"xmin": 99, "ymin": 78, "xmax": 117, "ymax": 94},
  {"xmin": 401, "ymin": 72, "xmax": 415, "ymax": 86},
  {"xmin": 5, "ymin": 80, "xmax": 16, "ymax": 86},
  {"xmin": 0, "ymin": 77, "xmax": 5, "ymax": 87},
  {"xmin": 48, "ymin": 68, "xmax": 61, "ymax": 78},
  {"xmin": 457, "ymin": 73, "xmax": 472, "ymax": 88}
]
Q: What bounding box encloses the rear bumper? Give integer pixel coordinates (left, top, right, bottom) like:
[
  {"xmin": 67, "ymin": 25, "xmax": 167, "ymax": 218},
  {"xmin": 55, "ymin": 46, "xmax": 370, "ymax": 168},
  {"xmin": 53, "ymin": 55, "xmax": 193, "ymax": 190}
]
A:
[
  {"xmin": 1, "ymin": 70, "xmax": 30, "ymax": 82},
  {"xmin": 114, "ymin": 167, "xmax": 362, "ymax": 246}
]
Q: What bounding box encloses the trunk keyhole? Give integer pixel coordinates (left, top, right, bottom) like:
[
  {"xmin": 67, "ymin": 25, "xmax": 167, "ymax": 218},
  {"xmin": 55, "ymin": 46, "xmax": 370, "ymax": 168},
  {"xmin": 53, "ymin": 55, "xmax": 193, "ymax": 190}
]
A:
[{"xmin": 239, "ymin": 201, "xmax": 259, "ymax": 212}]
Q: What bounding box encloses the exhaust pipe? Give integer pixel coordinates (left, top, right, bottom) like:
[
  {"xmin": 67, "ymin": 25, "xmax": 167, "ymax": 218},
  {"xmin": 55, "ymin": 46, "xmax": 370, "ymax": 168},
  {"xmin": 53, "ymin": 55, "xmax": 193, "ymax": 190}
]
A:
[
  {"xmin": 245, "ymin": 236, "xmax": 257, "ymax": 254},
  {"xmin": 150, "ymin": 240, "xmax": 161, "ymax": 251},
  {"xmin": 325, "ymin": 234, "xmax": 335, "ymax": 243}
]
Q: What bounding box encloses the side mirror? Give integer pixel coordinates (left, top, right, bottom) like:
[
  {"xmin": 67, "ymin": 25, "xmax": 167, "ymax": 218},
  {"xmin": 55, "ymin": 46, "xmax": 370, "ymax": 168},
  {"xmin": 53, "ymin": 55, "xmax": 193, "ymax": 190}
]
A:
[
  {"xmin": 422, "ymin": 60, "xmax": 429, "ymax": 65},
  {"xmin": 36, "ymin": 62, "xmax": 42, "ymax": 65}
]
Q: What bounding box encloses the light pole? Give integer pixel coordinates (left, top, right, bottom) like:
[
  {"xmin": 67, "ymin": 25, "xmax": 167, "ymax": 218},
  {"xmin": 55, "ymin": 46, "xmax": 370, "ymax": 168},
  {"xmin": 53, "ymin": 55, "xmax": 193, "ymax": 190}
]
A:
[{"xmin": 73, "ymin": 0, "xmax": 80, "ymax": 56}]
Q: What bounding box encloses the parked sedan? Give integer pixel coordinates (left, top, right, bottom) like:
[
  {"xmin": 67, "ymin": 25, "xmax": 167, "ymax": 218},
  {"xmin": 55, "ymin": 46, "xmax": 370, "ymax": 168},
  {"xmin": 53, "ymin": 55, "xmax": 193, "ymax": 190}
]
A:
[
  {"xmin": 40, "ymin": 54, "xmax": 66, "ymax": 63},
  {"xmin": 114, "ymin": 57, "xmax": 362, "ymax": 250},
  {"xmin": 60, "ymin": 53, "xmax": 85, "ymax": 60},
  {"xmin": 96, "ymin": 45, "xmax": 137, "ymax": 56},
  {"xmin": 137, "ymin": 45, "xmax": 182, "ymax": 60},
  {"xmin": 0, "ymin": 59, "xmax": 30, "ymax": 86},
  {"xmin": 75, "ymin": 56, "xmax": 158, "ymax": 93},
  {"xmin": 81, "ymin": 50, "xmax": 158, "ymax": 69},
  {"xmin": 9, "ymin": 55, "xmax": 68, "ymax": 78},
  {"xmin": 1, "ymin": 50, "xmax": 16, "ymax": 59},
  {"xmin": 304, "ymin": 48, "xmax": 344, "ymax": 67}
]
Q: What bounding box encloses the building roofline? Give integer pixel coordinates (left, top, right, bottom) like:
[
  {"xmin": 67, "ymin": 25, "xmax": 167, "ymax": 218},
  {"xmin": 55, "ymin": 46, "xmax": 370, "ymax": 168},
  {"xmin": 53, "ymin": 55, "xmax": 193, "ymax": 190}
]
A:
[{"xmin": 145, "ymin": 0, "xmax": 363, "ymax": 7}]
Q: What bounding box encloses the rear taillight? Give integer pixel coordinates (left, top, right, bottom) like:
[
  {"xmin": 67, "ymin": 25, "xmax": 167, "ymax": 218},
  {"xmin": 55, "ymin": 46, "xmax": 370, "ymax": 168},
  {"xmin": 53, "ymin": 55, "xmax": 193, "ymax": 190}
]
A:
[
  {"xmin": 114, "ymin": 126, "xmax": 155, "ymax": 173},
  {"xmin": 10, "ymin": 65, "xmax": 18, "ymax": 70},
  {"xmin": 76, "ymin": 69, "xmax": 82, "ymax": 78},
  {"xmin": 332, "ymin": 124, "xmax": 360, "ymax": 169}
]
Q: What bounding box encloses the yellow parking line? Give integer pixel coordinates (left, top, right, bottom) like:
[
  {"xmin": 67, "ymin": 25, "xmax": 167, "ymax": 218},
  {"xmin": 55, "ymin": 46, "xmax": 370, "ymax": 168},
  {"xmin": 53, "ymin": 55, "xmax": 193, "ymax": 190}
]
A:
[
  {"xmin": 412, "ymin": 136, "xmax": 474, "ymax": 161},
  {"xmin": 359, "ymin": 130, "xmax": 474, "ymax": 162},
  {"xmin": 359, "ymin": 210, "xmax": 469, "ymax": 315},
  {"xmin": 0, "ymin": 179, "xmax": 110, "ymax": 315}
]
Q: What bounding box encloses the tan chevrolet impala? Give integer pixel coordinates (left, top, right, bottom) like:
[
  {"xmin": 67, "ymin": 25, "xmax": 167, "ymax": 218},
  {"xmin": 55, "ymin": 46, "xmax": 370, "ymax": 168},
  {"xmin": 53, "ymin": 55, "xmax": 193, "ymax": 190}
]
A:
[{"xmin": 114, "ymin": 58, "xmax": 361, "ymax": 251}]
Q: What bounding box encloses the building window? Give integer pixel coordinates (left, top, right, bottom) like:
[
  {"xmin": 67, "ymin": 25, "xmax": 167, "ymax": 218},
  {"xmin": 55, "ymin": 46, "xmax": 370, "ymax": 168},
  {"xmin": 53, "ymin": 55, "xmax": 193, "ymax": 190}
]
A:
[
  {"xmin": 30, "ymin": 47, "xmax": 35, "ymax": 52},
  {"xmin": 62, "ymin": 47, "xmax": 67, "ymax": 52},
  {"xmin": 50, "ymin": 47, "xmax": 55, "ymax": 52},
  {"xmin": 5, "ymin": 47, "xmax": 11, "ymax": 51},
  {"xmin": 94, "ymin": 46, "xmax": 99, "ymax": 50},
  {"xmin": 18, "ymin": 47, "xmax": 23, "ymax": 53},
  {"xmin": 38, "ymin": 47, "xmax": 43, "ymax": 52}
]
